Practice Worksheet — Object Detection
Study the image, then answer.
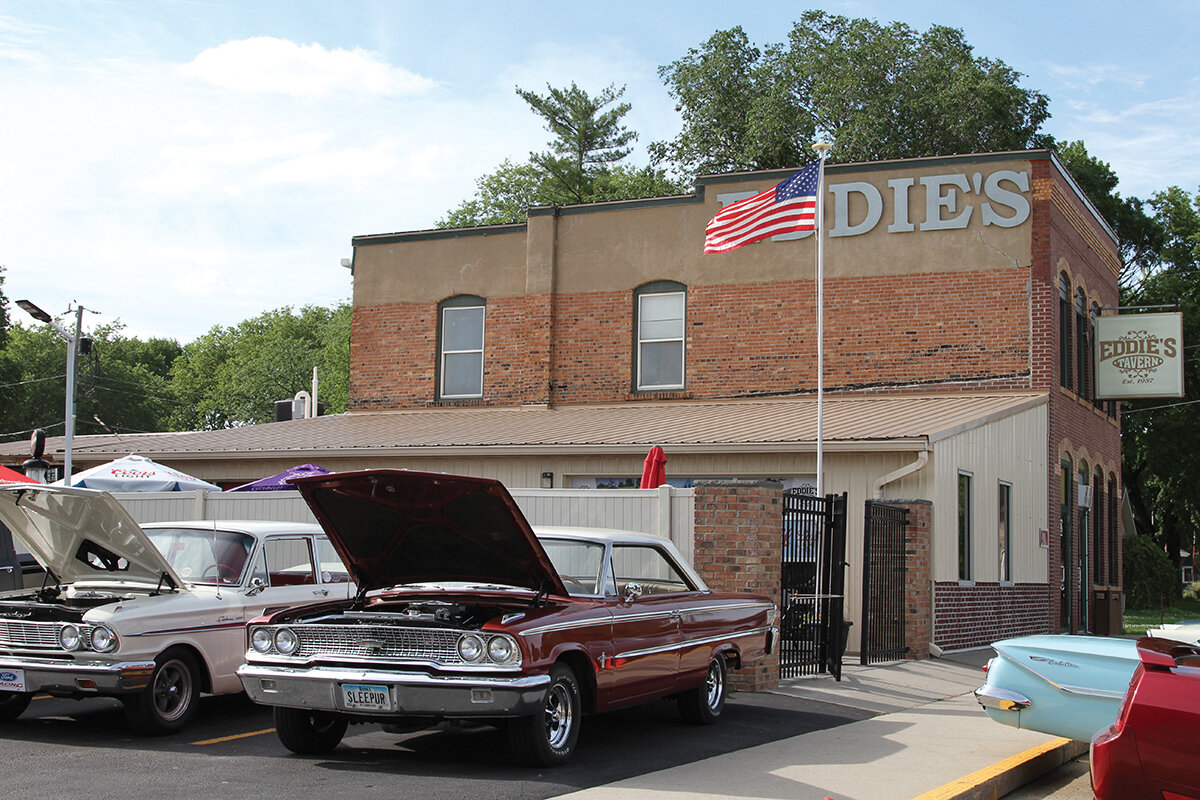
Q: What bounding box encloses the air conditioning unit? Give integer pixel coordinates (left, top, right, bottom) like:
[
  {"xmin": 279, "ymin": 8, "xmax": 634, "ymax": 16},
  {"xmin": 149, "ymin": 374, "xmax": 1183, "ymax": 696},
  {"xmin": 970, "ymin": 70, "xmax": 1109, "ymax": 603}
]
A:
[{"xmin": 1077, "ymin": 484, "xmax": 1093, "ymax": 508}]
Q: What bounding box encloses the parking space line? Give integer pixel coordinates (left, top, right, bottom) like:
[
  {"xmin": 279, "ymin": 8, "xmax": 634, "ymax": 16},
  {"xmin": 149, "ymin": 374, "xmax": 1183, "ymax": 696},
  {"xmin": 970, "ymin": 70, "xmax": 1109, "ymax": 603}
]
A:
[{"xmin": 192, "ymin": 728, "xmax": 276, "ymax": 746}]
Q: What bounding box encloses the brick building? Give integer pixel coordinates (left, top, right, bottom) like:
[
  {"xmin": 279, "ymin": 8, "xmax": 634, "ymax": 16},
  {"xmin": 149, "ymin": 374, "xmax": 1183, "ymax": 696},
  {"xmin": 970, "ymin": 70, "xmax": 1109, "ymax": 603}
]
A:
[
  {"xmin": 342, "ymin": 148, "xmax": 1122, "ymax": 650},
  {"xmin": 5, "ymin": 149, "xmax": 1122, "ymax": 653}
]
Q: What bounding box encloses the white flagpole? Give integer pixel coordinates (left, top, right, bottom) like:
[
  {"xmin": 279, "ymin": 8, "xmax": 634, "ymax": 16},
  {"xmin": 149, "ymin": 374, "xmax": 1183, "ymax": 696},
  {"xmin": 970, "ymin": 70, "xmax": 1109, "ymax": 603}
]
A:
[{"xmin": 813, "ymin": 142, "xmax": 830, "ymax": 497}]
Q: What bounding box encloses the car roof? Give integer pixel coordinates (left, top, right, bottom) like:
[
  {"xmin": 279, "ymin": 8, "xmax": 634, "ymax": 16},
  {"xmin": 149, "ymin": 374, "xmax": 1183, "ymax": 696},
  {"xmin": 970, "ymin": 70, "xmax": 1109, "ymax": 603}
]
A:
[
  {"xmin": 533, "ymin": 526, "xmax": 674, "ymax": 545},
  {"xmin": 141, "ymin": 520, "xmax": 324, "ymax": 536}
]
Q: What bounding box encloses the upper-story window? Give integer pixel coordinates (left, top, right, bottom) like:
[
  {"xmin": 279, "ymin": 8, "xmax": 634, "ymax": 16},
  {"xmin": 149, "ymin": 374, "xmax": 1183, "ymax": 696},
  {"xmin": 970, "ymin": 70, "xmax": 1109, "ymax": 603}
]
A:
[
  {"xmin": 635, "ymin": 282, "xmax": 686, "ymax": 391},
  {"xmin": 1075, "ymin": 288, "xmax": 1090, "ymax": 399},
  {"xmin": 438, "ymin": 295, "xmax": 485, "ymax": 399},
  {"xmin": 1059, "ymin": 274, "xmax": 1072, "ymax": 390}
]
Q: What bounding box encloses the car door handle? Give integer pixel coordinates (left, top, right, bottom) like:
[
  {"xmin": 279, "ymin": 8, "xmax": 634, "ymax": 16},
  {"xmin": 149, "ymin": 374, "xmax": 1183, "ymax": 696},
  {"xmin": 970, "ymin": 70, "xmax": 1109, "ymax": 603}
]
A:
[
  {"xmin": 313, "ymin": 588, "xmax": 329, "ymax": 596},
  {"xmin": 0, "ymin": 566, "xmax": 12, "ymax": 573}
]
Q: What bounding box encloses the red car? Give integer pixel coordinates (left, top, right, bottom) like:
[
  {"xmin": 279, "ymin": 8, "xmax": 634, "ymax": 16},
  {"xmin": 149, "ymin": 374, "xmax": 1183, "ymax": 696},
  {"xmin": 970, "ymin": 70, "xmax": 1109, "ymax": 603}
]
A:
[
  {"xmin": 1090, "ymin": 636, "xmax": 1200, "ymax": 800},
  {"xmin": 237, "ymin": 469, "xmax": 777, "ymax": 766}
]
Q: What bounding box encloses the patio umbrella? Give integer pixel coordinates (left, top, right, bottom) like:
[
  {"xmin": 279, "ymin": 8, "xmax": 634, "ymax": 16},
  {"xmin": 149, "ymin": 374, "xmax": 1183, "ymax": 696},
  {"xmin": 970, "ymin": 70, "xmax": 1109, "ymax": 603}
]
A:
[
  {"xmin": 639, "ymin": 446, "xmax": 668, "ymax": 489},
  {"xmin": 0, "ymin": 466, "xmax": 36, "ymax": 483},
  {"xmin": 226, "ymin": 463, "xmax": 330, "ymax": 492},
  {"xmin": 56, "ymin": 454, "xmax": 220, "ymax": 492}
]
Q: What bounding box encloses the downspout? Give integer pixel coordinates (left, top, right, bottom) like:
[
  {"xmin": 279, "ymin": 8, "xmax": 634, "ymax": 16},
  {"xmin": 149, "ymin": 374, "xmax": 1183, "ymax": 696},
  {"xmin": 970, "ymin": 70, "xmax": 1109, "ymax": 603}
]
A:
[{"xmin": 872, "ymin": 448, "xmax": 930, "ymax": 499}]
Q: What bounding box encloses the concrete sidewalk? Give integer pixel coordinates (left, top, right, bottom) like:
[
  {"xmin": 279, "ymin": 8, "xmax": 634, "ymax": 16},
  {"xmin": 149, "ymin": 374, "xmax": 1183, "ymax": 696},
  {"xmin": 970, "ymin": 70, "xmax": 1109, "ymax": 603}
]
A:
[{"xmin": 551, "ymin": 652, "xmax": 1085, "ymax": 800}]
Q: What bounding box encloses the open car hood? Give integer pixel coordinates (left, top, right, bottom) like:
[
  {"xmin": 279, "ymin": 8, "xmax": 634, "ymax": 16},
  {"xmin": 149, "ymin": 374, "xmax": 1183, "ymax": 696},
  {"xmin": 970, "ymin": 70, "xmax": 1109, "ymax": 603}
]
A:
[
  {"xmin": 0, "ymin": 483, "xmax": 184, "ymax": 588},
  {"xmin": 291, "ymin": 469, "xmax": 566, "ymax": 596}
]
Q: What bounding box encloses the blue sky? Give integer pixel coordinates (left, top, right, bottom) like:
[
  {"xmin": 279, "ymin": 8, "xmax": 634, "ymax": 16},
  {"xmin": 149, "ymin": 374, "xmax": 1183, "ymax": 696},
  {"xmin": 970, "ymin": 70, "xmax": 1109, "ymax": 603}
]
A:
[{"xmin": 1, "ymin": 1, "xmax": 1197, "ymax": 342}]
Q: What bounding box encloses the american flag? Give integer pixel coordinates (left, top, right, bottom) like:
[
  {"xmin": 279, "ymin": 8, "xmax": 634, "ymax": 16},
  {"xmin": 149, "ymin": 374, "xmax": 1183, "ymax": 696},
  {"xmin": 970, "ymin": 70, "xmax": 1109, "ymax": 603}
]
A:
[{"xmin": 703, "ymin": 161, "xmax": 820, "ymax": 254}]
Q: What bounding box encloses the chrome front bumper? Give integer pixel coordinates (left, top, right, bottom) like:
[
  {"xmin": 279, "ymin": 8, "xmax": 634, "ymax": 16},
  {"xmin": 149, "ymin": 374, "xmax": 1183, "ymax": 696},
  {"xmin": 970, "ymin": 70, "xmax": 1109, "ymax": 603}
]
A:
[
  {"xmin": 974, "ymin": 683, "xmax": 1032, "ymax": 712},
  {"xmin": 0, "ymin": 655, "xmax": 156, "ymax": 695},
  {"xmin": 237, "ymin": 663, "xmax": 551, "ymax": 718}
]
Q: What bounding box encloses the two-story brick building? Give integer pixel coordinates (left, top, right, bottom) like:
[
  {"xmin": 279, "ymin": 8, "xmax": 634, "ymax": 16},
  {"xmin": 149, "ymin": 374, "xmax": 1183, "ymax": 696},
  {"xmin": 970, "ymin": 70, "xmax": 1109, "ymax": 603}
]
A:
[
  {"xmin": 342, "ymin": 148, "xmax": 1121, "ymax": 649},
  {"xmin": 6, "ymin": 149, "xmax": 1122, "ymax": 653}
]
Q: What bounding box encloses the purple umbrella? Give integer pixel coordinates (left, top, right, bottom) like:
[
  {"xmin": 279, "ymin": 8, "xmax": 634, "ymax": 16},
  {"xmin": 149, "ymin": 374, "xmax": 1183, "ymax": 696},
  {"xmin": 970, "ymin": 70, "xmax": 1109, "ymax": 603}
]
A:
[{"xmin": 226, "ymin": 464, "xmax": 330, "ymax": 492}]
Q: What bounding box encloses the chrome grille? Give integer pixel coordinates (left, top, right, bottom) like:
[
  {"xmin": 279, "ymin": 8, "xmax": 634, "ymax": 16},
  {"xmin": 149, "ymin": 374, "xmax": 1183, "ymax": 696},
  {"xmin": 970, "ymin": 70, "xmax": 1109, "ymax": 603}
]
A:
[
  {"xmin": 292, "ymin": 624, "xmax": 465, "ymax": 664},
  {"xmin": 0, "ymin": 620, "xmax": 64, "ymax": 650}
]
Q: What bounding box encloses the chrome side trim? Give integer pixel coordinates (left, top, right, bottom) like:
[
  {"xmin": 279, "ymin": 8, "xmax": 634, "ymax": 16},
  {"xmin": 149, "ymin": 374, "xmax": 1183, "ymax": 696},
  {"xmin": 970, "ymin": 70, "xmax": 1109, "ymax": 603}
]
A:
[
  {"xmin": 618, "ymin": 626, "xmax": 773, "ymax": 660},
  {"xmin": 520, "ymin": 601, "xmax": 772, "ymax": 637}
]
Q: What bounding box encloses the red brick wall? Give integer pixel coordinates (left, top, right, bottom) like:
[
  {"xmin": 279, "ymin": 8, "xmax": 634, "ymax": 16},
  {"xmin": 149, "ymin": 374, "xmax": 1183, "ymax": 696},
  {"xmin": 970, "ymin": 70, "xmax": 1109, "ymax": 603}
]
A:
[
  {"xmin": 351, "ymin": 269, "xmax": 1034, "ymax": 408},
  {"xmin": 1031, "ymin": 160, "xmax": 1123, "ymax": 634},
  {"xmin": 900, "ymin": 501, "xmax": 932, "ymax": 659},
  {"xmin": 692, "ymin": 481, "xmax": 782, "ymax": 692},
  {"xmin": 933, "ymin": 583, "xmax": 1051, "ymax": 651}
]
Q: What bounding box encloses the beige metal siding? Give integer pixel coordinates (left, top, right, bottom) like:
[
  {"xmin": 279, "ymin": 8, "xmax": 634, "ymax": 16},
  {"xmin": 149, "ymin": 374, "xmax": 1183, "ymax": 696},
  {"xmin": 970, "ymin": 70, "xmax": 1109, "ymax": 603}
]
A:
[{"xmin": 929, "ymin": 405, "xmax": 1049, "ymax": 583}]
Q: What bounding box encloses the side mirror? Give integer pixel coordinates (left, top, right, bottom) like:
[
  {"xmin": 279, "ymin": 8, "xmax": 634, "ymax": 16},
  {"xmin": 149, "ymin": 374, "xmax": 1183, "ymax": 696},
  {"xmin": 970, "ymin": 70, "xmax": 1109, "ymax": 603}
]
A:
[
  {"xmin": 246, "ymin": 576, "xmax": 266, "ymax": 597},
  {"xmin": 623, "ymin": 582, "xmax": 644, "ymax": 603}
]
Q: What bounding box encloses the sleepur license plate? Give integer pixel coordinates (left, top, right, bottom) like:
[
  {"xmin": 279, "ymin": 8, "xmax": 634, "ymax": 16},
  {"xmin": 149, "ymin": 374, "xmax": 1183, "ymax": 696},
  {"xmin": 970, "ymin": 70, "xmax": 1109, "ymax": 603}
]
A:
[
  {"xmin": 342, "ymin": 683, "xmax": 390, "ymax": 711},
  {"xmin": 0, "ymin": 668, "xmax": 26, "ymax": 692}
]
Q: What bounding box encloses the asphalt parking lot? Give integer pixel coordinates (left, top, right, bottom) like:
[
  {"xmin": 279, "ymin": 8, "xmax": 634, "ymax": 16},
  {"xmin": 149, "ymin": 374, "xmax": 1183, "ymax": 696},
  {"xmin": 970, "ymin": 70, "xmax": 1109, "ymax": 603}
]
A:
[{"xmin": 1, "ymin": 689, "xmax": 872, "ymax": 800}]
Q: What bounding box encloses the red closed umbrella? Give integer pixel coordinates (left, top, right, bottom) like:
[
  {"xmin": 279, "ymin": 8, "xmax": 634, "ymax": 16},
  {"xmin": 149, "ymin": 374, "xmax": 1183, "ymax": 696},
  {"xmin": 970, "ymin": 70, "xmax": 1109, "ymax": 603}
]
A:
[{"xmin": 639, "ymin": 446, "xmax": 667, "ymax": 489}]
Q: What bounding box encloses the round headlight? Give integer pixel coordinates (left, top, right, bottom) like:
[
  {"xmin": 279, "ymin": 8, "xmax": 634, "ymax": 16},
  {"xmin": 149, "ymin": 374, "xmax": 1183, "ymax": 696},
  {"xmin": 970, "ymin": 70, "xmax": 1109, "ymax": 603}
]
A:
[
  {"xmin": 487, "ymin": 635, "xmax": 515, "ymax": 664},
  {"xmin": 274, "ymin": 627, "xmax": 299, "ymax": 656},
  {"xmin": 251, "ymin": 627, "xmax": 274, "ymax": 654},
  {"xmin": 89, "ymin": 625, "xmax": 118, "ymax": 653},
  {"xmin": 457, "ymin": 633, "xmax": 484, "ymax": 662},
  {"xmin": 59, "ymin": 624, "xmax": 81, "ymax": 651}
]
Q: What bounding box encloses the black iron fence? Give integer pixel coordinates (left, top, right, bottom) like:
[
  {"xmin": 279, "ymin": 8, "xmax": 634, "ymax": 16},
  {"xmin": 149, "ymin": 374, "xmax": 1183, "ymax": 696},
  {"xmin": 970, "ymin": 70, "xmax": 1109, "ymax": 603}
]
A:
[
  {"xmin": 780, "ymin": 490, "xmax": 848, "ymax": 680},
  {"xmin": 860, "ymin": 500, "xmax": 909, "ymax": 665}
]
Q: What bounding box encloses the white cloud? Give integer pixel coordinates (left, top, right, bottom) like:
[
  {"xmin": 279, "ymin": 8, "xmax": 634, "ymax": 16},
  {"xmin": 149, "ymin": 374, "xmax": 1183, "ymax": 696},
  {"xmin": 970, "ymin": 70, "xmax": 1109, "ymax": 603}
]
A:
[{"xmin": 180, "ymin": 37, "xmax": 437, "ymax": 98}]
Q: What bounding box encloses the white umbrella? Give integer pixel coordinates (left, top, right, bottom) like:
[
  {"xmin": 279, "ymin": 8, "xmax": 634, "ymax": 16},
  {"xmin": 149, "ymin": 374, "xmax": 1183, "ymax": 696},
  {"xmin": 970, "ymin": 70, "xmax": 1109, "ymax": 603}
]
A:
[{"xmin": 56, "ymin": 454, "xmax": 220, "ymax": 492}]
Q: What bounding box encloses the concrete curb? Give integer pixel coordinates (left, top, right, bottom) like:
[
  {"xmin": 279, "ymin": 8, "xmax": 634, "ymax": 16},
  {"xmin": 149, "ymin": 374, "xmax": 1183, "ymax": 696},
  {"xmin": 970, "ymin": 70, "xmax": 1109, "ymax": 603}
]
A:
[{"xmin": 910, "ymin": 737, "xmax": 1088, "ymax": 800}]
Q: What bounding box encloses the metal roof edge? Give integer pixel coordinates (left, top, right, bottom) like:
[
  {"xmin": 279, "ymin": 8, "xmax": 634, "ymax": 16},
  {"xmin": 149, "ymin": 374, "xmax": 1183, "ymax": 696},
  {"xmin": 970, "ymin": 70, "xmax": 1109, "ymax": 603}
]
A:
[{"xmin": 926, "ymin": 392, "xmax": 1049, "ymax": 444}]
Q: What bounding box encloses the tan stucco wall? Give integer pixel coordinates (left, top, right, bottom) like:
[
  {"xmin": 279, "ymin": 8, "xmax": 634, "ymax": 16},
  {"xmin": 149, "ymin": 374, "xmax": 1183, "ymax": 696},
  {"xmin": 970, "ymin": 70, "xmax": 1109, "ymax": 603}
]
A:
[{"xmin": 353, "ymin": 155, "xmax": 1039, "ymax": 305}]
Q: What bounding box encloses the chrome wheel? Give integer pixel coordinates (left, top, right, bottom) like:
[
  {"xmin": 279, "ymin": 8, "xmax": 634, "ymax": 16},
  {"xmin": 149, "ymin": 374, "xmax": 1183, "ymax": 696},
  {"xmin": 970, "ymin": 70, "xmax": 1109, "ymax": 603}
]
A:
[
  {"xmin": 544, "ymin": 681, "xmax": 575, "ymax": 751},
  {"xmin": 704, "ymin": 658, "xmax": 725, "ymax": 712}
]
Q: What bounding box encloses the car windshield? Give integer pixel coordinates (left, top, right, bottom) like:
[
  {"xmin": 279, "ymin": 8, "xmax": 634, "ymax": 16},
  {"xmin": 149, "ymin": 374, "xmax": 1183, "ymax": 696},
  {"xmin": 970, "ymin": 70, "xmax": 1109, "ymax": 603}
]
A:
[
  {"xmin": 146, "ymin": 527, "xmax": 255, "ymax": 585},
  {"xmin": 540, "ymin": 539, "xmax": 606, "ymax": 596}
]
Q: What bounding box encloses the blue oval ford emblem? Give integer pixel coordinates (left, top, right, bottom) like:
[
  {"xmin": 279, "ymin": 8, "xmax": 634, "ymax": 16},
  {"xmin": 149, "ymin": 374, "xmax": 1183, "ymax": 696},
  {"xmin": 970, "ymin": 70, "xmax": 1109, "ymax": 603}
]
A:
[{"xmin": 0, "ymin": 671, "xmax": 17, "ymax": 682}]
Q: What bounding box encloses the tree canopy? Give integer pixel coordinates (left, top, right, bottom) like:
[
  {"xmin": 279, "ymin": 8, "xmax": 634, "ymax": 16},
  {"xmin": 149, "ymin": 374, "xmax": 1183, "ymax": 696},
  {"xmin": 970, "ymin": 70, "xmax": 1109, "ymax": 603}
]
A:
[
  {"xmin": 438, "ymin": 83, "xmax": 684, "ymax": 227},
  {"xmin": 652, "ymin": 12, "xmax": 1051, "ymax": 174}
]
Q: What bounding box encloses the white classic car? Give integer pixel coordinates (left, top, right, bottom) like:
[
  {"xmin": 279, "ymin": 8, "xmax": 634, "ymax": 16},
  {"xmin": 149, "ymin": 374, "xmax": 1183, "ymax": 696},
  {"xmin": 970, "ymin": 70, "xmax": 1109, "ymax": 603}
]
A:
[{"xmin": 0, "ymin": 483, "xmax": 352, "ymax": 734}]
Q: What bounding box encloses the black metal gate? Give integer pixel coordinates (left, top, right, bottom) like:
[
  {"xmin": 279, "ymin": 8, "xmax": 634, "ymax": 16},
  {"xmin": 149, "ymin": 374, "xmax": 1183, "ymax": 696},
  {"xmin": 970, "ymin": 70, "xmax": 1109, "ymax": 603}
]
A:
[
  {"xmin": 860, "ymin": 501, "xmax": 909, "ymax": 665},
  {"xmin": 780, "ymin": 490, "xmax": 847, "ymax": 680}
]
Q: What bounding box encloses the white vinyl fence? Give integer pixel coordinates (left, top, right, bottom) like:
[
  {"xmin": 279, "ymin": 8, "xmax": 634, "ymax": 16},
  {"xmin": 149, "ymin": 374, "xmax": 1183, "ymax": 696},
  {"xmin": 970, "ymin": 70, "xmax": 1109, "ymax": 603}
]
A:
[{"xmin": 114, "ymin": 486, "xmax": 696, "ymax": 563}]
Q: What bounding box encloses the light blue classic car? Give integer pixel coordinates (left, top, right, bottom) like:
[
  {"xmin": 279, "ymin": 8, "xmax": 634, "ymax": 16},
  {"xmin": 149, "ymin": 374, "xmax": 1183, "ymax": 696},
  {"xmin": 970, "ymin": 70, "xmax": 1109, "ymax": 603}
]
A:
[{"xmin": 974, "ymin": 635, "xmax": 1140, "ymax": 742}]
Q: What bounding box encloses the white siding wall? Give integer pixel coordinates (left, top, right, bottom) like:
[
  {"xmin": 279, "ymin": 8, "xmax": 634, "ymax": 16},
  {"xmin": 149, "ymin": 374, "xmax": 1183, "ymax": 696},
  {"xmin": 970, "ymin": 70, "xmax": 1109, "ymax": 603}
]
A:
[
  {"xmin": 115, "ymin": 486, "xmax": 695, "ymax": 563},
  {"xmin": 929, "ymin": 405, "xmax": 1049, "ymax": 584}
]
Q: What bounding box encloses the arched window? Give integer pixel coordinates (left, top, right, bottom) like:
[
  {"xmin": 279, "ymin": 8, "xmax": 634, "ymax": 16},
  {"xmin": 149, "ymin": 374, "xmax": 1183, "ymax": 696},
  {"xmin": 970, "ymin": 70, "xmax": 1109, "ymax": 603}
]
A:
[
  {"xmin": 437, "ymin": 295, "xmax": 485, "ymax": 399},
  {"xmin": 1075, "ymin": 288, "xmax": 1089, "ymax": 398},
  {"xmin": 1091, "ymin": 303, "xmax": 1104, "ymax": 409},
  {"xmin": 1059, "ymin": 274, "xmax": 1072, "ymax": 390},
  {"xmin": 1107, "ymin": 473, "xmax": 1119, "ymax": 585},
  {"xmin": 634, "ymin": 281, "xmax": 686, "ymax": 391},
  {"xmin": 1060, "ymin": 455, "xmax": 1073, "ymax": 631},
  {"xmin": 1093, "ymin": 467, "xmax": 1105, "ymax": 585}
]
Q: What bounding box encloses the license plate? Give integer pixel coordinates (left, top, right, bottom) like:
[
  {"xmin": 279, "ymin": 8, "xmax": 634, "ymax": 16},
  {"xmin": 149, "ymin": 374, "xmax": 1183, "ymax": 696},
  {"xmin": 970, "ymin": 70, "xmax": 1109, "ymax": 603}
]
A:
[
  {"xmin": 341, "ymin": 683, "xmax": 390, "ymax": 711},
  {"xmin": 0, "ymin": 668, "xmax": 26, "ymax": 692}
]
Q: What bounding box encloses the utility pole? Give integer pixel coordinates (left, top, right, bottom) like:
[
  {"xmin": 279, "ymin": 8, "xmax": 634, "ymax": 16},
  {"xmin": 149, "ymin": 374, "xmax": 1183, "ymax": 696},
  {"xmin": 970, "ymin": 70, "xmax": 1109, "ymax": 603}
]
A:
[{"xmin": 16, "ymin": 300, "xmax": 88, "ymax": 481}]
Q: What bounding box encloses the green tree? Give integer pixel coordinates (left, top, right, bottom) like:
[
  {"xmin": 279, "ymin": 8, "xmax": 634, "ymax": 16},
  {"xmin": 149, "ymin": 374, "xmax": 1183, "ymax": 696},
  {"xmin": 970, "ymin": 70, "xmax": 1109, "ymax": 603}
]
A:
[
  {"xmin": 1119, "ymin": 185, "xmax": 1200, "ymax": 589},
  {"xmin": 439, "ymin": 84, "xmax": 685, "ymax": 227},
  {"xmin": 517, "ymin": 82, "xmax": 637, "ymax": 204},
  {"xmin": 653, "ymin": 12, "xmax": 1051, "ymax": 174},
  {"xmin": 168, "ymin": 303, "xmax": 350, "ymax": 430},
  {"xmin": 0, "ymin": 320, "xmax": 182, "ymax": 443},
  {"xmin": 1055, "ymin": 140, "xmax": 1166, "ymax": 288}
]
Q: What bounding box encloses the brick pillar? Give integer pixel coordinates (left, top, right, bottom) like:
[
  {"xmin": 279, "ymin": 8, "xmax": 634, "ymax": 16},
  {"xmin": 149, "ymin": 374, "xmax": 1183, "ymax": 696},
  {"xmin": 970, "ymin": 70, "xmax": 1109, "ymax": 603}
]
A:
[
  {"xmin": 692, "ymin": 480, "xmax": 782, "ymax": 692},
  {"xmin": 899, "ymin": 500, "xmax": 932, "ymax": 659}
]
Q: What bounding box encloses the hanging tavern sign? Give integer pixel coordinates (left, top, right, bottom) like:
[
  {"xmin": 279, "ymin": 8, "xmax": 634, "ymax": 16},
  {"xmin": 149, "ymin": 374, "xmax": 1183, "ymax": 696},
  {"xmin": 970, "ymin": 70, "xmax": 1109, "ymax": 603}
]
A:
[{"xmin": 1094, "ymin": 312, "xmax": 1185, "ymax": 399}]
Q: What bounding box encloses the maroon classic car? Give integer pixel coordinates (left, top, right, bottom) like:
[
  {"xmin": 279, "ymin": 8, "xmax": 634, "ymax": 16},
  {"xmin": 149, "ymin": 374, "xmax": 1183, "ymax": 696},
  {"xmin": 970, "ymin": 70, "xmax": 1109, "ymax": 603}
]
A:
[{"xmin": 237, "ymin": 469, "xmax": 777, "ymax": 766}]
